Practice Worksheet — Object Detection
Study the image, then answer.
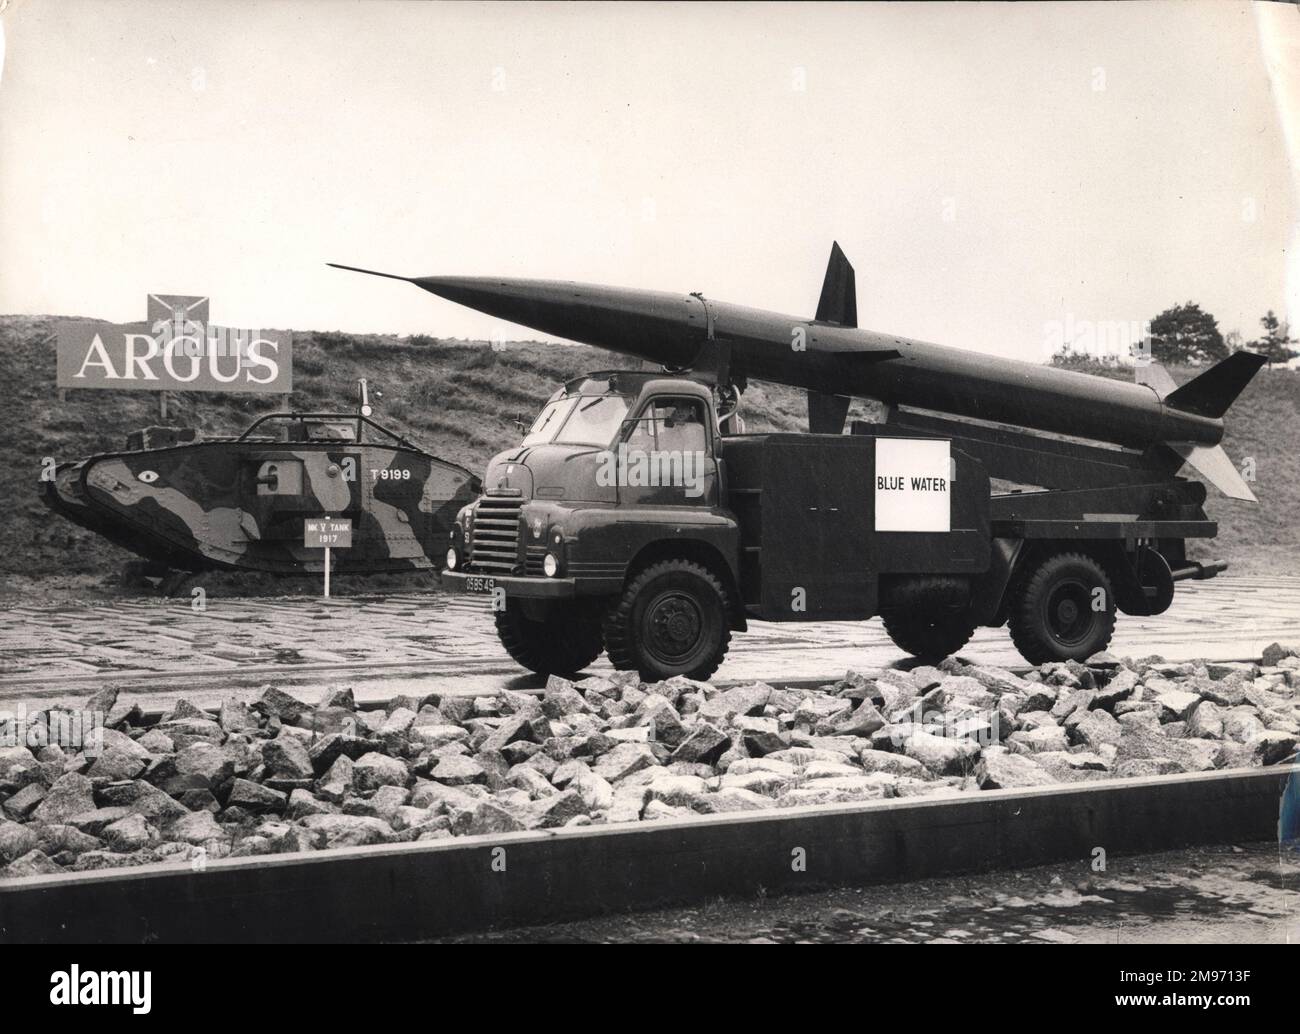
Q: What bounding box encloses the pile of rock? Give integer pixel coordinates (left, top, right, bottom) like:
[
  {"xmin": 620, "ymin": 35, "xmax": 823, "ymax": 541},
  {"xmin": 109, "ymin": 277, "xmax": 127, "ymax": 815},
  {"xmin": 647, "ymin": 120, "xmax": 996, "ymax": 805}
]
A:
[{"xmin": 3, "ymin": 643, "xmax": 1299, "ymax": 878}]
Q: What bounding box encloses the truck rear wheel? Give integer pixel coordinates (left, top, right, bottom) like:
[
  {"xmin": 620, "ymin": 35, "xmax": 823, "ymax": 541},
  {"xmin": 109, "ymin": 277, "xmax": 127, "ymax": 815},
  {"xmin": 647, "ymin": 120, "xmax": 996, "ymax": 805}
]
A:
[
  {"xmin": 603, "ymin": 559, "xmax": 731, "ymax": 683},
  {"xmin": 494, "ymin": 604, "xmax": 604, "ymax": 677},
  {"xmin": 1008, "ymin": 551, "xmax": 1116, "ymax": 664},
  {"xmin": 881, "ymin": 610, "xmax": 976, "ymax": 661}
]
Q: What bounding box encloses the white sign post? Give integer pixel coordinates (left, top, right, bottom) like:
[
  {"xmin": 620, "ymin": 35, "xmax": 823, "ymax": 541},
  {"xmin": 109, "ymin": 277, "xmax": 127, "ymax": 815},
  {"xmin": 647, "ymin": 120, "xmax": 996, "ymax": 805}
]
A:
[
  {"xmin": 304, "ymin": 518, "xmax": 353, "ymax": 598},
  {"xmin": 874, "ymin": 438, "xmax": 952, "ymax": 532}
]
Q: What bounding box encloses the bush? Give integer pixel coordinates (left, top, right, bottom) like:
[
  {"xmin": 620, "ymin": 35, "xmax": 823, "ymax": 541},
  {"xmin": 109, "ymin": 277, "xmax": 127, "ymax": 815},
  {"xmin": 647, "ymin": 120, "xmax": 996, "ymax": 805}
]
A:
[
  {"xmin": 459, "ymin": 347, "xmax": 499, "ymax": 371},
  {"xmin": 1047, "ymin": 352, "xmax": 1130, "ymax": 381},
  {"xmin": 295, "ymin": 353, "xmax": 326, "ymax": 377},
  {"xmin": 408, "ymin": 371, "xmax": 454, "ymax": 409},
  {"xmin": 383, "ymin": 398, "xmax": 411, "ymax": 422}
]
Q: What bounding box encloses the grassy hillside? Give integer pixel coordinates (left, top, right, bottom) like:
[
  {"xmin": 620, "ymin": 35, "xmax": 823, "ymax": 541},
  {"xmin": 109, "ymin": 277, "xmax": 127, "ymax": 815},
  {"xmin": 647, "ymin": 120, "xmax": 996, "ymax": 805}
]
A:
[{"xmin": 2, "ymin": 314, "xmax": 1294, "ymax": 601}]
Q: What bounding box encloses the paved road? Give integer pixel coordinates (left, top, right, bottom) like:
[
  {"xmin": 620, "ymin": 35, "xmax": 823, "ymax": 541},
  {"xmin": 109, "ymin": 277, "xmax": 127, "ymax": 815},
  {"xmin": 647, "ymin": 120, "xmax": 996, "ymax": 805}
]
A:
[
  {"xmin": 1, "ymin": 575, "xmax": 1295, "ymax": 712},
  {"xmin": 439, "ymin": 841, "xmax": 1299, "ymax": 944}
]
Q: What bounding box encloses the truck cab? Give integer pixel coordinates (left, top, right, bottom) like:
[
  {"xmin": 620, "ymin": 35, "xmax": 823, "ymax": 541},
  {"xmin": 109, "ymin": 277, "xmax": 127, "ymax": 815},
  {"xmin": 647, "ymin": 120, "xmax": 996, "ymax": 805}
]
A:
[{"xmin": 442, "ymin": 371, "xmax": 747, "ymax": 679}]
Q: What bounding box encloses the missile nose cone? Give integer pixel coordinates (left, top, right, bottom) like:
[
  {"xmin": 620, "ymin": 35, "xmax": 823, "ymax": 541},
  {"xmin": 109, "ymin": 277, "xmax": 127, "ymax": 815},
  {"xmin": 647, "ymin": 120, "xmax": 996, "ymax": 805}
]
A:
[
  {"xmin": 408, "ymin": 276, "xmax": 594, "ymax": 339},
  {"xmin": 410, "ymin": 276, "xmax": 544, "ymax": 317},
  {"xmin": 405, "ymin": 276, "xmax": 699, "ymax": 368}
]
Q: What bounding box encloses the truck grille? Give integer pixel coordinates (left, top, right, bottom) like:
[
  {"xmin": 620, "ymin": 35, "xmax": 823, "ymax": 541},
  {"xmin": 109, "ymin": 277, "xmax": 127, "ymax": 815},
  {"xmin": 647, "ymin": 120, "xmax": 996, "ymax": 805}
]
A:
[
  {"xmin": 525, "ymin": 546, "xmax": 547, "ymax": 576},
  {"xmin": 470, "ymin": 498, "xmax": 522, "ymax": 572}
]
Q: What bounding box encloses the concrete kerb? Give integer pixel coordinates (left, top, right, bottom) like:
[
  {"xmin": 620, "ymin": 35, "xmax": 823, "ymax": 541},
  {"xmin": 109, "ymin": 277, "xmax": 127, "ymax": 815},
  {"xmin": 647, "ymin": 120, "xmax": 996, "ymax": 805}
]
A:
[{"xmin": 2, "ymin": 765, "xmax": 1292, "ymax": 942}]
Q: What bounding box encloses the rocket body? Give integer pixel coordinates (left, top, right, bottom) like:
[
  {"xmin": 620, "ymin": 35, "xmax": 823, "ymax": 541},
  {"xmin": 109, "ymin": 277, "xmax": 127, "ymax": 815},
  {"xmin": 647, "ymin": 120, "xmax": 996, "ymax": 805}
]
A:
[{"xmin": 401, "ymin": 275, "xmax": 1224, "ymax": 449}]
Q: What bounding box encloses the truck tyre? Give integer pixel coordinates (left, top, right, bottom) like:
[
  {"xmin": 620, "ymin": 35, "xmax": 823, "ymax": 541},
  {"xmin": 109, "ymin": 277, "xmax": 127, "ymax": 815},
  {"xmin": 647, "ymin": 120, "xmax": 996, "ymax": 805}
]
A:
[
  {"xmin": 880, "ymin": 610, "xmax": 976, "ymax": 661},
  {"xmin": 494, "ymin": 605, "xmax": 604, "ymax": 677},
  {"xmin": 603, "ymin": 559, "xmax": 731, "ymax": 682},
  {"xmin": 1008, "ymin": 551, "xmax": 1116, "ymax": 664}
]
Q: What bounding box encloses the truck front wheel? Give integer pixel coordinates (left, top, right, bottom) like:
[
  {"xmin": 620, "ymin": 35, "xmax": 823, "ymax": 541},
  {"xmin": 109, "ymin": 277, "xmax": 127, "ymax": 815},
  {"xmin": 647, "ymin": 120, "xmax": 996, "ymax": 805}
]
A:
[
  {"xmin": 603, "ymin": 559, "xmax": 731, "ymax": 683},
  {"xmin": 494, "ymin": 604, "xmax": 604, "ymax": 677},
  {"xmin": 1008, "ymin": 551, "xmax": 1116, "ymax": 664}
]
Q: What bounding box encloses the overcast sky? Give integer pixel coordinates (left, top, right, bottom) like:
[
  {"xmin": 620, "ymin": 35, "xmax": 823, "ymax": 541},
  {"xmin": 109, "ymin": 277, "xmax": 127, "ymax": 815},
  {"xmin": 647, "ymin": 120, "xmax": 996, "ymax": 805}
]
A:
[{"xmin": 1, "ymin": 0, "xmax": 1295, "ymax": 362}]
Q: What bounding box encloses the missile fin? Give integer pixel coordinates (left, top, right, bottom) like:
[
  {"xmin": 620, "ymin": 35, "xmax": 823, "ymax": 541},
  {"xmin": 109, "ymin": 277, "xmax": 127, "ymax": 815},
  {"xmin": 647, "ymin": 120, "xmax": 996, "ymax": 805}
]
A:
[
  {"xmin": 815, "ymin": 242, "xmax": 857, "ymax": 327},
  {"xmin": 808, "ymin": 391, "xmax": 851, "ymax": 434},
  {"xmin": 1163, "ymin": 351, "xmax": 1267, "ymax": 418},
  {"xmin": 691, "ymin": 337, "xmax": 733, "ymax": 387},
  {"xmin": 1134, "ymin": 360, "xmax": 1178, "ymax": 397},
  {"xmin": 1168, "ymin": 441, "xmax": 1257, "ymax": 502}
]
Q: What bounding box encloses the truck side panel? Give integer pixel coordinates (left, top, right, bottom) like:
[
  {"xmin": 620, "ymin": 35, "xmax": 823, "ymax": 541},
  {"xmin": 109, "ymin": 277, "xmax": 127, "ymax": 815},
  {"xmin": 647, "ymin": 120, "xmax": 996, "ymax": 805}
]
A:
[{"xmin": 722, "ymin": 433, "xmax": 990, "ymax": 622}]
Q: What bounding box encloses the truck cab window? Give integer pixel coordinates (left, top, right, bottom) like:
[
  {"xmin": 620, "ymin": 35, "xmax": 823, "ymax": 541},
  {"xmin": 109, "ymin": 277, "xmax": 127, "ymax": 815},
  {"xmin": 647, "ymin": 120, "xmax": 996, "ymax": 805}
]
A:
[
  {"xmin": 521, "ymin": 397, "xmax": 577, "ymax": 446},
  {"xmin": 627, "ymin": 398, "xmax": 708, "ymax": 454}
]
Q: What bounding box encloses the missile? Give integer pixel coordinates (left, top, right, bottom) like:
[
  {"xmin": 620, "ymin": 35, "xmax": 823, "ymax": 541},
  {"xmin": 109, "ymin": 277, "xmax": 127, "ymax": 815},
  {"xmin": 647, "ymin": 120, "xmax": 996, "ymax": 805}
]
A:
[{"xmin": 329, "ymin": 244, "xmax": 1265, "ymax": 500}]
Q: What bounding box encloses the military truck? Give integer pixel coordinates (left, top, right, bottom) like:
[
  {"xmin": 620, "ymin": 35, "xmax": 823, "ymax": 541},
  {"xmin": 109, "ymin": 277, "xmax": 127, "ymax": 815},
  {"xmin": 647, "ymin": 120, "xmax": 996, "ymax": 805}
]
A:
[{"xmin": 441, "ymin": 370, "xmax": 1229, "ymax": 681}]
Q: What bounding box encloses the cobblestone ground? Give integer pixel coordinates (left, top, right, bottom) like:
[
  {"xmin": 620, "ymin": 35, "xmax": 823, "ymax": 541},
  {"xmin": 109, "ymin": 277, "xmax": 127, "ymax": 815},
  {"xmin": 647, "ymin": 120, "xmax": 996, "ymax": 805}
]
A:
[
  {"xmin": 438, "ymin": 841, "xmax": 1300, "ymax": 944},
  {"xmin": 2, "ymin": 576, "xmax": 1296, "ymax": 712}
]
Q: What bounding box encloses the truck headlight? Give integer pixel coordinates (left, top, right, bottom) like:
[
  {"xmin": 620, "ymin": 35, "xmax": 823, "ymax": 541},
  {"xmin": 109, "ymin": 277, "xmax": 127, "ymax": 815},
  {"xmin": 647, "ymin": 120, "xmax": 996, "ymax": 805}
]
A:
[
  {"xmin": 543, "ymin": 552, "xmax": 559, "ymax": 577},
  {"xmin": 446, "ymin": 547, "xmax": 459, "ymax": 570}
]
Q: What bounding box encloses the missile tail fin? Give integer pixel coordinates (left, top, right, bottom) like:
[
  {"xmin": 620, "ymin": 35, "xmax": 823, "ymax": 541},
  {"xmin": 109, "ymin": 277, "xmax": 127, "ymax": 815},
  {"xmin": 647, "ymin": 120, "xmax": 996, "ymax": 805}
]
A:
[
  {"xmin": 815, "ymin": 241, "xmax": 857, "ymax": 327},
  {"xmin": 1168, "ymin": 441, "xmax": 1257, "ymax": 502},
  {"xmin": 1163, "ymin": 350, "xmax": 1267, "ymax": 418}
]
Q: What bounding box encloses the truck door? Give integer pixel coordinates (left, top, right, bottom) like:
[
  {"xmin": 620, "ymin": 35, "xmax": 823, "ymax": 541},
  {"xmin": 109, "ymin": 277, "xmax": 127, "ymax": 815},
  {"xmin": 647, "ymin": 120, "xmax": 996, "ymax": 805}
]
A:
[
  {"xmin": 759, "ymin": 437, "xmax": 874, "ymax": 619},
  {"xmin": 618, "ymin": 396, "xmax": 717, "ymax": 507}
]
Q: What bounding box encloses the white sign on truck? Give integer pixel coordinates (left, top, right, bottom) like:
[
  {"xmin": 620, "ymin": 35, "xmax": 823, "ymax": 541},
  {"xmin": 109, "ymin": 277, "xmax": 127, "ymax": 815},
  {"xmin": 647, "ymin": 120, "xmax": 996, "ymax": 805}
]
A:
[{"xmin": 874, "ymin": 437, "xmax": 952, "ymax": 532}]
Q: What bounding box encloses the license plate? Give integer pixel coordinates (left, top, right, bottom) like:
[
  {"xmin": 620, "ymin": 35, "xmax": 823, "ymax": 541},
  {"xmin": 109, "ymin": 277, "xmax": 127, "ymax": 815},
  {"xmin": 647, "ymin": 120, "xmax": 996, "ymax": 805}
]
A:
[{"xmin": 464, "ymin": 575, "xmax": 496, "ymax": 594}]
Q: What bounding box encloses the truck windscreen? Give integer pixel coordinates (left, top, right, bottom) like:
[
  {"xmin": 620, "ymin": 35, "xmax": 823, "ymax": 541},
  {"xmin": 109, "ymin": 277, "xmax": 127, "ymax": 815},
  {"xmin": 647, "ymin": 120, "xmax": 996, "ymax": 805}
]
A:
[
  {"xmin": 521, "ymin": 394, "xmax": 630, "ymax": 448},
  {"xmin": 521, "ymin": 397, "xmax": 577, "ymax": 446}
]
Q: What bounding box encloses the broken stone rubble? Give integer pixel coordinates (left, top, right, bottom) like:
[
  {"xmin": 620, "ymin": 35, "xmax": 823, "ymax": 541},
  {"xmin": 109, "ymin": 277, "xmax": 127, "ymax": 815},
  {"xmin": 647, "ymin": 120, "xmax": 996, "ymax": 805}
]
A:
[{"xmin": 3, "ymin": 644, "xmax": 1298, "ymax": 877}]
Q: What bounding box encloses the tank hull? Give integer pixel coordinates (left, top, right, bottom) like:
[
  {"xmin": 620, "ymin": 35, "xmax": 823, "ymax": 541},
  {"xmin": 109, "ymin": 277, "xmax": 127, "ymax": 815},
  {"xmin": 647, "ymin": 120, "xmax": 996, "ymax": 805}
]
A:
[{"xmin": 42, "ymin": 438, "xmax": 480, "ymax": 576}]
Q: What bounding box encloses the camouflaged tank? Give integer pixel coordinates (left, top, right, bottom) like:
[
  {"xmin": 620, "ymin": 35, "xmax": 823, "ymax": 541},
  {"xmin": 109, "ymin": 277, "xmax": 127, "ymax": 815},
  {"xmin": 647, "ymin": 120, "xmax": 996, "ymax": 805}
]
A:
[{"xmin": 42, "ymin": 396, "xmax": 481, "ymax": 578}]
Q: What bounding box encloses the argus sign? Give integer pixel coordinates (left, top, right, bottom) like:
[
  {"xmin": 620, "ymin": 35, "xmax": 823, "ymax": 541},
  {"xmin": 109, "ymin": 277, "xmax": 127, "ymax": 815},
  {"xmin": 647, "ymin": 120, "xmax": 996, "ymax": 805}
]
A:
[
  {"xmin": 874, "ymin": 437, "xmax": 952, "ymax": 532},
  {"xmin": 56, "ymin": 294, "xmax": 292, "ymax": 393}
]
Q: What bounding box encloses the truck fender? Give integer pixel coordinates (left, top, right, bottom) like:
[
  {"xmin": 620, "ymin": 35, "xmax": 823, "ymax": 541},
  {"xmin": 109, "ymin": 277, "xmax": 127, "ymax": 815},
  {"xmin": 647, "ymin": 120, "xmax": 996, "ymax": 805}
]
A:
[
  {"xmin": 625, "ymin": 539, "xmax": 747, "ymax": 632},
  {"xmin": 970, "ymin": 536, "xmax": 1024, "ymax": 626}
]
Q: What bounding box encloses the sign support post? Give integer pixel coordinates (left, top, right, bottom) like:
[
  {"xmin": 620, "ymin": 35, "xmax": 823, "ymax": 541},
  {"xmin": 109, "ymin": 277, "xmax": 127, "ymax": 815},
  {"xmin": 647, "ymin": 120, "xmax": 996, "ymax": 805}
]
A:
[{"xmin": 324, "ymin": 546, "xmax": 331, "ymax": 598}]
